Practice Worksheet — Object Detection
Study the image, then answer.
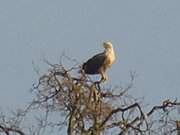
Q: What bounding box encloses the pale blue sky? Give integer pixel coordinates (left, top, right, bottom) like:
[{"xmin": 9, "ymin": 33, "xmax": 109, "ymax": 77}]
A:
[{"xmin": 0, "ymin": 0, "xmax": 180, "ymax": 112}]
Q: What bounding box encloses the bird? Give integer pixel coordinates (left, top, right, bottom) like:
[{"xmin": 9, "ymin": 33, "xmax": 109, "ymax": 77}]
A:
[{"xmin": 82, "ymin": 42, "xmax": 115, "ymax": 82}]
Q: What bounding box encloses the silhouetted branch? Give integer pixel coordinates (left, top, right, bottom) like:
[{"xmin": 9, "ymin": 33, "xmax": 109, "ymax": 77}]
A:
[{"xmin": 1, "ymin": 61, "xmax": 180, "ymax": 135}]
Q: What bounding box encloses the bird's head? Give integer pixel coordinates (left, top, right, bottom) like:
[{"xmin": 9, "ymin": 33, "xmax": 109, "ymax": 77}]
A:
[{"xmin": 103, "ymin": 42, "xmax": 113, "ymax": 49}]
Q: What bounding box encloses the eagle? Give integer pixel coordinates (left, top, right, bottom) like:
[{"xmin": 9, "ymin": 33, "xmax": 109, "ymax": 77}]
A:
[{"xmin": 82, "ymin": 42, "xmax": 115, "ymax": 82}]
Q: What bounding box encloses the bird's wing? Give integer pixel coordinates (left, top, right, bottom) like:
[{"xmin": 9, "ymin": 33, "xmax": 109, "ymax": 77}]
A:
[{"xmin": 83, "ymin": 52, "xmax": 106, "ymax": 74}]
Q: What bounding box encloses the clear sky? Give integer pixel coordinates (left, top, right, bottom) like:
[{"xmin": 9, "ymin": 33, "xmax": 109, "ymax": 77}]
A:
[{"xmin": 0, "ymin": 0, "xmax": 180, "ymax": 113}]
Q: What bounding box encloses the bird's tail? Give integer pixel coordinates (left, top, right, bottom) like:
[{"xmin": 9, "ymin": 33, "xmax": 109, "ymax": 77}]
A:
[{"xmin": 78, "ymin": 64, "xmax": 84, "ymax": 74}]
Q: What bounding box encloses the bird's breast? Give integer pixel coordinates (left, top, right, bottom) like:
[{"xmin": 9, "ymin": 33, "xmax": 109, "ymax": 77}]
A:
[{"xmin": 104, "ymin": 52, "xmax": 115, "ymax": 67}]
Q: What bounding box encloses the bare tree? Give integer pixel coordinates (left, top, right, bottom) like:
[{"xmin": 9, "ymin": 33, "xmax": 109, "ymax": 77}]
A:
[{"xmin": 0, "ymin": 61, "xmax": 180, "ymax": 135}]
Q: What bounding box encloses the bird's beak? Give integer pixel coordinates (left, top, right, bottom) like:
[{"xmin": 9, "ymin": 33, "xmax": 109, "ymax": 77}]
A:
[{"xmin": 103, "ymin": 43, "xmax": 107, "ymax": 49}]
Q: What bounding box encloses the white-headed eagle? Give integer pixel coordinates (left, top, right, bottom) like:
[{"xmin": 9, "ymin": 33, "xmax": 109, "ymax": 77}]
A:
[{"xmin": 82, "ymin": 42, "xmax": 115, "ymax": 82}]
